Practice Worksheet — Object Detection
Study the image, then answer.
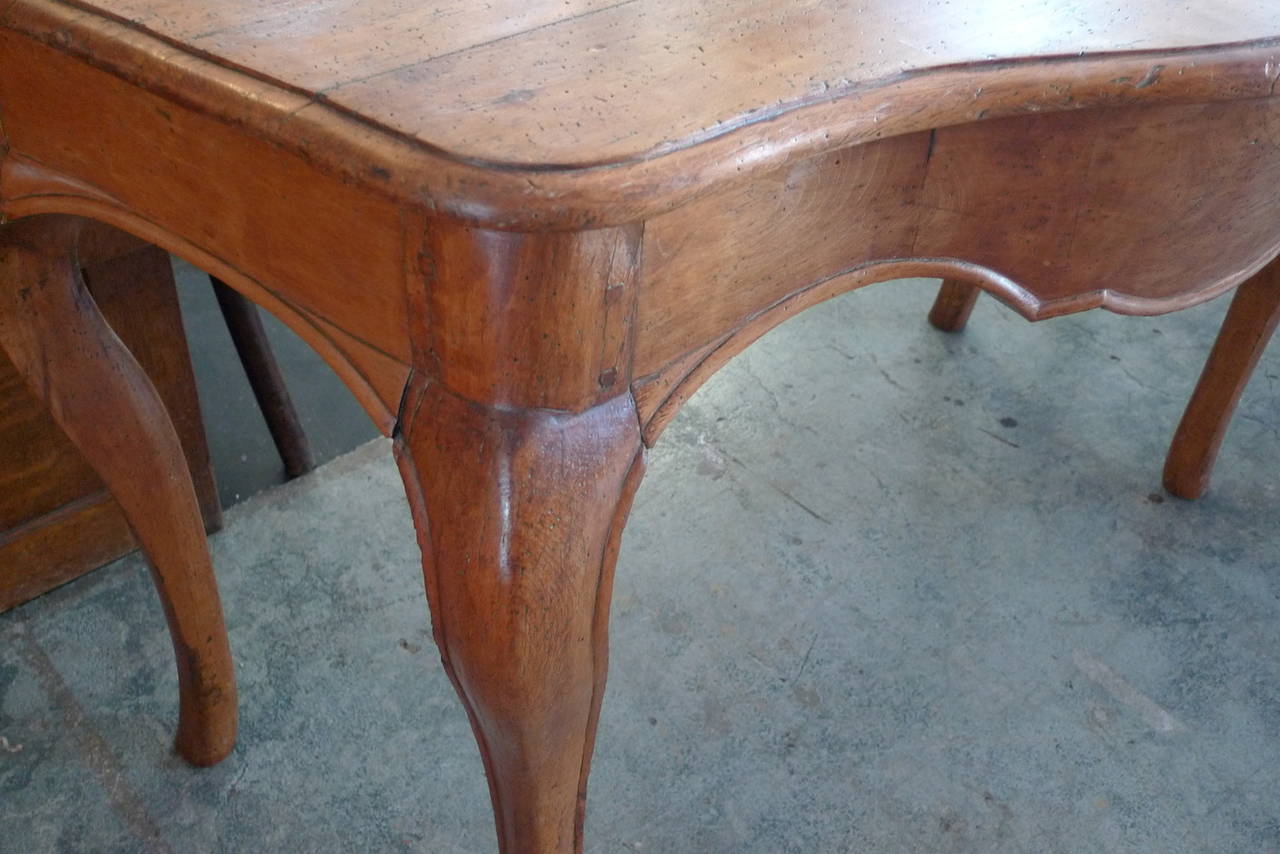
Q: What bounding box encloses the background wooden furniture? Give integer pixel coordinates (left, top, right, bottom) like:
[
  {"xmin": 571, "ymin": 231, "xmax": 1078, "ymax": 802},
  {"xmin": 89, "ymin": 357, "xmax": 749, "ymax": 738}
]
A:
[
  {"xmin": 0, "ymin": 214, "xmax": 237, "ymax": 765},
  {"xmin": 3, "ymin": 2, "xmax": 1279, "ymax": 852},
  {"xmin": 0, "ymin": 222, "xmax": 221, "ymax": 611},
  {"xmin": 0, "ymin": 223, "xmax": 314, "ymax": 614}
]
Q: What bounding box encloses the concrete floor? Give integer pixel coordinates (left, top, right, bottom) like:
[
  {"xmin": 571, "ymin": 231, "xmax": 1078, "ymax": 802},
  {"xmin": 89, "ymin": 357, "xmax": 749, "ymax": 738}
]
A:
[{"xmin": 3, "ymin": 277, "xmax": 1280, "ymax": 852}]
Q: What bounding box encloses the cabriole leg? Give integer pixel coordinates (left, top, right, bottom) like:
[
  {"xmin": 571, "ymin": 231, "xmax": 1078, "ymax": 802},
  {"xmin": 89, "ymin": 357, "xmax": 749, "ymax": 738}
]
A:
[
  {"xmin": 0, "ymin": 214, "xmax": 236, "ymax": 765},
  {"xmin": 395, "ymin": 378, "xmax": 644, "ymax": 853},
  {"xmin": 1164, "ymin": 258, "xmax": 1280, "ymax": 499}
]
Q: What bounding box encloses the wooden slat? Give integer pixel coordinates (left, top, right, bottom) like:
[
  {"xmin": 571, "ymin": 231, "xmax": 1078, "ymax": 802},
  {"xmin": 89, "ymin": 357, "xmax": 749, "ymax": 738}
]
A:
[
  {"xmin": 0, "ymin": 348, "xmax": 104, "ymax": 529},
  {"xmin": 0, "ymin": 491, "xmax": 135, "ymax": 612}
]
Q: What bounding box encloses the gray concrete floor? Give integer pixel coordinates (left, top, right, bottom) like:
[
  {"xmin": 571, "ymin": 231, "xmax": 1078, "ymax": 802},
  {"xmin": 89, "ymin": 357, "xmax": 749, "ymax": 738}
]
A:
[{"xmin": 3, "ymin": 277, "xmax": 1280, "ymax": 852}]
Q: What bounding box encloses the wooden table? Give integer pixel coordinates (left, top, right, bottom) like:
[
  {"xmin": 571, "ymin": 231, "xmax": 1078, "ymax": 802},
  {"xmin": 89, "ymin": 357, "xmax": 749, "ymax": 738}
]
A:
[{"xmin": 2, "ymin": 2, "xmax": 1279, "ymax": 851}]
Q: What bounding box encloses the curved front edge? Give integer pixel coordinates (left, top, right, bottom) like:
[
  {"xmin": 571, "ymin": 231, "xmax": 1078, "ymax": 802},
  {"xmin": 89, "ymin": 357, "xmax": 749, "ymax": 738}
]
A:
[
  {"xmin": 633, "ymin": 96, "xmax": 1280, "ymax": 444},
  {"xmin": 635, "ymin": 259, "xmax": 1036, "ymax": 445},
  {"xmin": 0, "ymin": 23, "xmax": 418, "ymax": 434},
  {"xmin": 0, "ymin": 157, "xmax": 410, "ymax": 434}
]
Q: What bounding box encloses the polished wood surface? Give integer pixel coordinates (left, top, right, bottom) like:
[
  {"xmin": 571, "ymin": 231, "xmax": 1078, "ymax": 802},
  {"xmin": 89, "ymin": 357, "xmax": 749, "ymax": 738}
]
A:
[
  {"xmin": 0, "ymin": 223, "xmax": 221, "ymax": 612},
  {"xmin": 32, "ymin": 0, "xmax": 1280, "ymax": 168},
  {"xmin": 396, "ymin": 381, "xmax": 643, "ymax": 852},
  {"xmin": 0, "ymin": 215, "xmax": 235, "ymax": 765},
  {"xmin": 3, "ymin": 2, "xmax": 1280, "ymax": 851},
  {"xmin": 2, "ymin": 1, "xmax": 1277, "ymax": 227}
]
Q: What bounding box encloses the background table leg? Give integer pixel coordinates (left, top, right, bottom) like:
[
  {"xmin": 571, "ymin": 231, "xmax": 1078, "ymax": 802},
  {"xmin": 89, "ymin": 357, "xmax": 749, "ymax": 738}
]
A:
[
  {"xmin": 210, "ymin": 276, "xmax": 315, "ymax": 479},
  {"xmin": 928, "ymin": 279, "xmax": 981, "ymax": 332},
  {"xmin": 395, "ymin": 378, "xmax": 644, "ymax": 854},
  {"xmin": 0, "ymin": 214, "xmax": 237, "ymax": 765},
  {"xmin": 1164, "ymin": 258, "xmax": 1280, "ymax": 500}
]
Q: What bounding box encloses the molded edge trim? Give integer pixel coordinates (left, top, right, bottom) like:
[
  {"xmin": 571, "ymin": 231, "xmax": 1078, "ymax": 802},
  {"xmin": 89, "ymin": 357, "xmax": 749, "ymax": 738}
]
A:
[{"xmin": 635, "ymin": 250, "xmax": 1280, "ymax": 445}]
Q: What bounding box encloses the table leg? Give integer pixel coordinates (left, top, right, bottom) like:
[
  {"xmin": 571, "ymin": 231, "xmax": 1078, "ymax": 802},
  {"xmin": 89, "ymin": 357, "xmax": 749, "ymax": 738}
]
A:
[
  {"xmin": 210, "ymin": 275, "xmax": 315, "ymax": 479},
  {"xmin": 928, "ymin": 279, "xmax": 981, "ymax": 332},
  {"xmin": 1164, "ymin": 257, "xmax": 1280, "ymax": 499},
  {"xmin": 0, "ymin": 214, "xmax": 236, "ymax": 765},
  {"xmin": 394, "ymin": 377, "xmax": 644, "ymax": 853}
]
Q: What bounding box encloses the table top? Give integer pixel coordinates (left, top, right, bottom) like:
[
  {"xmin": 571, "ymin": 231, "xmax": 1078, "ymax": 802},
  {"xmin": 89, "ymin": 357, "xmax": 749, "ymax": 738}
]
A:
[
  {"xmin": 5, "ymin": 0, "xmax": 1280, "ymax": 228},
  {"xmin": 29, "ymin": 0, "xmax": 1280, "ymax": 170}
]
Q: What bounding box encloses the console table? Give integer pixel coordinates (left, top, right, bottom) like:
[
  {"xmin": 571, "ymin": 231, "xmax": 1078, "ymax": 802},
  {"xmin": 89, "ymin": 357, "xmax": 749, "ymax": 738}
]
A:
[{"xmin": 2, "ymin": 2, "xmax": 1278, "ymax": 851}]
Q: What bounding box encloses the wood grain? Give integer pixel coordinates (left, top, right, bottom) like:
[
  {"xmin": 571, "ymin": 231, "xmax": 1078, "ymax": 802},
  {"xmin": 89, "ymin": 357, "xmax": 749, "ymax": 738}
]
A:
[
  {"xmin": 35, "ymin": 0, "xmax": 1280, "ymax": 167},
  {"xmin": 2, "ymin": 155, "xmax": 409, "ymax": 433},
  {"xmin": 0, "ymin": 215, "xmax": 235, "ymax": 765},
  {"xmin": 3, "ymin": 1, "xmax": 1277, "ymax": 228},
  {"xmin": 0, "ymin": 27, "xmax": 411, "ymax": 359},
  {"xmin": 4, "ymin": 3, "xmax": 1280, "ymax": 850},
  {"xmin": 0, "ymin": 346, "xmax": 104, "ymax": 530},
  {"xmin": 0, "ymin": 492, "xmax": 135, "ymax": 611},
  {"xmin": 413, "ymin": 219, "xmax": 641, "ymax": 411},
  {"xmin": 915, "ymin": 99, "xmax": 1280, "ymax": 314}
]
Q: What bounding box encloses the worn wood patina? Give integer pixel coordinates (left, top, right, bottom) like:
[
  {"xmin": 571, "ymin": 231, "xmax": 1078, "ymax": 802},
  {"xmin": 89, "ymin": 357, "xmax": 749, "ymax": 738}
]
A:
[{"xmin": 2, "ymin": 1, "xmax": 1279, "ymax": 850}]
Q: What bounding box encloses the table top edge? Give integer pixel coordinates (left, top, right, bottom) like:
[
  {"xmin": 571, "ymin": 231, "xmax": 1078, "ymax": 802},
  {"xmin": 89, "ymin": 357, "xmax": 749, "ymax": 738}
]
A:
[{"xmin": 4, "ymin": 0, "xmax": 1280, "ymax": 230}]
